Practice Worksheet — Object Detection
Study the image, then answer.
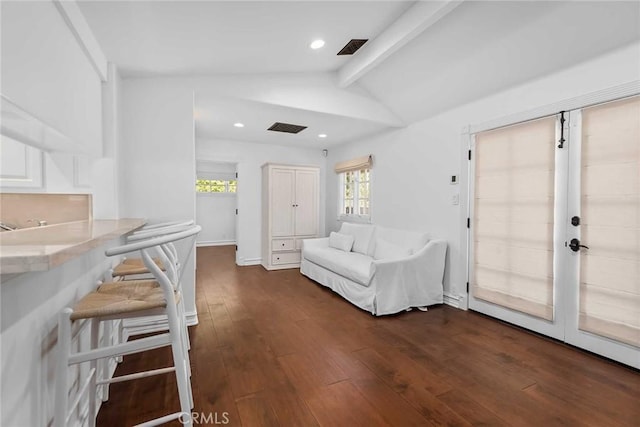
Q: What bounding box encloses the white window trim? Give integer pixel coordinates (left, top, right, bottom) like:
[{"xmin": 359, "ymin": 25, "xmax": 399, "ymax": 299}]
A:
[
  {"xmin": 338, "ymin": 168, "xmax": 371, "ymax": 223},
  {"xmin": 195, "ymin": 178, "xmax": 237, "ymax": 194}
]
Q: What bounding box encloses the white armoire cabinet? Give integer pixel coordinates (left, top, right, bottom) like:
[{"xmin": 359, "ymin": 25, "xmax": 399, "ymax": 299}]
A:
[{"xmin": 261, "ymin": 163, "xmax": 319, "ymax": 270}]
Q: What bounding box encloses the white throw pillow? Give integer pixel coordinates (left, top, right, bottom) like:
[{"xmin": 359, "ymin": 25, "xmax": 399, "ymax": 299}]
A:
[
  {"xmin": 329, "ymin": 232, "xmax": 355, "ymax": 252},
  {"xmin": 339, "ymin": 223, "xmax": 375, "ymax": 255},
  {"xmin": 373, "ymin": 238, "xmax": 412, "ymax": 261}
]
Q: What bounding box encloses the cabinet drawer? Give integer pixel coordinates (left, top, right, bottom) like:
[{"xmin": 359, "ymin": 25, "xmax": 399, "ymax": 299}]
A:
[
  {"xmin": 272, "ymin": 252, "xmax": 301, "ymax": 265},
  {"xmin": 272, "ymin": 239, "xmax": 295, "ymax": 251}
]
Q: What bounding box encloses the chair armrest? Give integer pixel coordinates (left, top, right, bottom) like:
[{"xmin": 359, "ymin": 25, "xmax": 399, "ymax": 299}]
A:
[
  {"xmin": 373, "ymin": 239, "xmax": 446, "ymax": 275},
  {"xmin": 371, "ymin": 239, "xmax": 447, "ymax": 312}
]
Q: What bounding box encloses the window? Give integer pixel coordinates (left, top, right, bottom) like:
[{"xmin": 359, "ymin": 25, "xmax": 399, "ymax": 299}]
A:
[
  {"xmin": 335, "ymin": 155, "xmax": 373, "ymax": 220},
  {"xmin": 196, "ymin": 179, "xmax": 237, "ymax": 193},
  {"xmin": 340, "ymin": 168, "xmax": 370, "ymax": 218}
]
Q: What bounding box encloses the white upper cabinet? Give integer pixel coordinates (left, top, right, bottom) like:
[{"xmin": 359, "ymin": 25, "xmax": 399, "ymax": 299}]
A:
[{"xmin": 1, "ymin": 1, "xmax": 103, "ymax": 156}]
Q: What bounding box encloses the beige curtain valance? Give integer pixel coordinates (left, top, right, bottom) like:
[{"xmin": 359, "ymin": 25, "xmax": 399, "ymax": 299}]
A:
[{"xmin": 334, "ymin": 155, "xmax": 373, "ymax": 173}]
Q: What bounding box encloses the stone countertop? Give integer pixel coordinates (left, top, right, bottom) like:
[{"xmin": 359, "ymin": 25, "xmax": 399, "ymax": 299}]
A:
[{"xmin": 0, "ymin": 219, "xmax": 145, "ymax": 275}]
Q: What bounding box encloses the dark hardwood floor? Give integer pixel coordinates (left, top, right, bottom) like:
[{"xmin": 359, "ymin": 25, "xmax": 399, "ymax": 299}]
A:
[{"xmin": 97, "ymin": 245, "xmax": 640, "ymax": 426}]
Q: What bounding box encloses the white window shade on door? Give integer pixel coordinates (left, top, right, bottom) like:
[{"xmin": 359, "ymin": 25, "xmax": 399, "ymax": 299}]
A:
[
  {"xmin": 473, "ymin": 117, "xmax": 556, "ymax": 320},
  {"xmin": 579, "ymin": 95, "xmax": 640, "ymax": 347}
]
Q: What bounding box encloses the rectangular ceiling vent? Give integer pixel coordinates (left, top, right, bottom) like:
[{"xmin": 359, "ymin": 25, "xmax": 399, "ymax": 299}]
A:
[
  {"xmin": 337, "ymin": 39, "xmax": 368, "ymax": 56},
  {"xmin": 267, "ymin": 122, "xmax": 307, "ymax": 134}
]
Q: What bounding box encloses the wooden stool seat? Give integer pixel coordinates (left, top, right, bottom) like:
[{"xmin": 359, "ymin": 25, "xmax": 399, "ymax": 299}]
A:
[
  {"xmin": 111, "ymin": 257, "xmax": 164, "ymax": 277},
  {"xmin": 70, "ymin": 280, "xmax": 180, "ymax": 321}
]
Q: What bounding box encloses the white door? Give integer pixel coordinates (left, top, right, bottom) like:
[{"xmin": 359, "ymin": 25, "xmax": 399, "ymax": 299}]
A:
[
  {"xmin": 271, "ymin": 168, "xmax": 295, "ymax": 237},
  {"xmin": 294, "ymin": 169, "xmax": 318, "ymax": 236},
  {"xmin": 564, "ymin": 97, "xmax": 640, "ymax": 368},
  {"xmin": 469, "ymin": 115, "xmax": 565, "ymax": 340},
  {"xmin": 469, "ymin": 96, "xmax": 640, "ymax": 368}
]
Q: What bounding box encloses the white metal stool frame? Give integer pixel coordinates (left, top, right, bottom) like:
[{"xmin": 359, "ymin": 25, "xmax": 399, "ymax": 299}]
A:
[
  {"xmin": 55, "ymin": 225, "xmax": 201, "ymax": 427},
  {"xmin": 101, "ymin": 221, "xmax": 197, "ymax": 403},
  {"xmin": 108, "ymin": 220, "xmax": 195, "ymax": 281}
]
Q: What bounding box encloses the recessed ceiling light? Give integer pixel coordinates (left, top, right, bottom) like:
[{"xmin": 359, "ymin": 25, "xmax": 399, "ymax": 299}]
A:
[
  {"xmin": 318, "ymin": 134, "xmax": 327, "ymax": 138},
  {"xmin": 310, "ymin": 39, "xmax": 325, "ymax": 50},
  {"xmin": 233, "ymin": 123, "xmax": 244, "ymax": 128}
]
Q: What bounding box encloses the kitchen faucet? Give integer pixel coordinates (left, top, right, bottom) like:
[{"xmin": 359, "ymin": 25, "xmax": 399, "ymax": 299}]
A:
[{"xmin": 0, "ymin": 222, "xmax": 18, "ymax": 231}]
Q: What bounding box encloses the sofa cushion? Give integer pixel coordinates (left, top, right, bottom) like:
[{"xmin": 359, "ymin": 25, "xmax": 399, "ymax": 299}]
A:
[
  {"xmin": 329, "ymin": 232, "xmax": 354, "ymax": 252},
  {"xmin": 373, "ymin": 238, "xmax": 412, "ymax": 261},
  {"xmin": 375, "ymin": 226, "xmax": 430, "ymax": 254},
  {"xmin": 303, "ymin": 246, "xmax": 374, "ymax": 286},
  {"xmin": 338, "ymin": 223, "xmax": 375, "ymax": 256}
]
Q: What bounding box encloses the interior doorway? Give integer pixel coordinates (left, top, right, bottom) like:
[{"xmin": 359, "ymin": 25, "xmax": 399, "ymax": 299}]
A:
[{"xmin": 195, "ymin": 160, "xmax": 238, "ymax": 248}]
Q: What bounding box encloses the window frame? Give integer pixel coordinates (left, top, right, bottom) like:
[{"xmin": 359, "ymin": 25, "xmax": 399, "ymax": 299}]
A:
[
  {"xmin": 338, "ymin": 167, "xmax": 371, "ymax": 222},
  {"xmin": 195, "ymin": 178, "xmax": 237, "ymax": 195}
]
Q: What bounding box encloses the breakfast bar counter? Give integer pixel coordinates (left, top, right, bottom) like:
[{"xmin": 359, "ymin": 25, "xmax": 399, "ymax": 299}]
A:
[
  {"xmin": 0, "ymin": 217, "xmax": 146, "ymax": 426},
  {"xmin": 0, "ymin": 218, "xmax": 145, "ymax": 275}
]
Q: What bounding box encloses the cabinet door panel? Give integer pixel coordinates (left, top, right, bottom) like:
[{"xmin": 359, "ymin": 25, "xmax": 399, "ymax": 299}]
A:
[
  {"xmin": 271, "ymin": 168, "xmax": 295, "ymax": 236},
  {"xmin": 295, "ymin": 170, "xmax": 318, "ymax": 236}
]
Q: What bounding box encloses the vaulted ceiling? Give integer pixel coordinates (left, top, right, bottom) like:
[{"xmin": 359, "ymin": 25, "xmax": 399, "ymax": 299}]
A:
[{"xmin": 78, "ymin": 1, "xmax": 640, "ymax": 148}]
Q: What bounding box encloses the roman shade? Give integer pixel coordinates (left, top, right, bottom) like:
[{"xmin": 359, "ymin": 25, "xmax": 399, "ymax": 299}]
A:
[
  {"xmin": 578, "ymin": 95, "xmax": 640, "ymax": 347},
  {"xmin": 473, "ymin": 116, "xmax": 556, "ymax": 321},
  {"xmin": 334, "ymin": 155, "xmax": 372, "ymax": 173}
]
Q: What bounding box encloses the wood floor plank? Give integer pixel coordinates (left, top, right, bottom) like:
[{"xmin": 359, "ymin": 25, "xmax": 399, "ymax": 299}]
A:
[
  {"xmin": 353, "ymin": 348, "xmax": 470, "ymax": 426},
  {"xmin": 261, "ymin": 383, "xmax": 320, "ymax": 427},
  {"xmin": 277, "ymin": 351, "xmax": 348, "ymax": 395},
  {"xmin": 235, "ymin": 393, "xmax": 280, "ymax": 427},
  {"xmin": 97, "ymin": 246, "xmax": 640, "ymax": 427},
  {"xmin": 352, "ymin": 377, "xmax": 438, "ymax": 426},
  {"xmin": 436, "ymin": 389, "xmax": 510, "ymax": 427},
  {"xmin": 304, "ymin": 380, "xmax": 389, "ymax": 427}
]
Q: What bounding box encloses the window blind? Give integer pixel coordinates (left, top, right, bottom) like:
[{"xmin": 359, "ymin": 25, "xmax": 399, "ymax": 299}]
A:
[
  {"xmin": 334, "ymin": 155, "xmax": 372, "ymax": 173},
  {"xmin": 473, "ymin": 116, "xmax": 556, "ymax": 320},
  {"xmin": 579, "ymin": 95, "xmax": 639, "ymax": 347}
]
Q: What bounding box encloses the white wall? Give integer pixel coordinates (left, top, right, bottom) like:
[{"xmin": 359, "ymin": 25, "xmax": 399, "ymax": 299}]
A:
[
  {"xmin": 1, "ymin": 0, "xmax": 103, "ymax": 155},
  {"xmin": 197, "ymin": 138, "xmax": 326, "ymax": 265},
  {"xmin": 92, "ymin": 63, "xmax": 122, "ymax": 219},
  {"xmin": 326, "ymin": 42, "xmax": 640, "ymax": 302},
  {"xmin": 196, "ymin": 161, "xmax": 237, "ymax": 246},
  {"xmin": 119, "ymin": 78, "xmax": 197, "ymax": 316}
]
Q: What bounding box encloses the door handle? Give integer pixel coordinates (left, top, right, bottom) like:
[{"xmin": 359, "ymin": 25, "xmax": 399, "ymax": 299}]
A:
[{"xmin": 569, "ymin": 238, "xmax": 589, "ymax": 252}]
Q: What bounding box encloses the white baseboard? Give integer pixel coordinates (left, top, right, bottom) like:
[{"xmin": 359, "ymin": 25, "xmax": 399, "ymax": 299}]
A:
[
  {"xmin": 237, "ymin": 257, "xmax": 262, "ymax": 266},
  {"xmin": 196, "ymin": 240, "xmax": 236, "ymax": 247},
  {"xmin": 444, "ymin": 292, "xmax": 467, "ymax": 310},
  {"xmin": 123, "ymin": 311, "xmax": 199, "ymax": 338}
]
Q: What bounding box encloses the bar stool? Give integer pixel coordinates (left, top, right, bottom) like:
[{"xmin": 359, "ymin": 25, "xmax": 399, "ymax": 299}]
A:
[
  {"xmin": 103, "ymin": 221, "xmax": 196, "ymax": 352},
  {"xmin": 109, "ymin": 221, "xmax": 194, "ymax": 281},
  {"xmin": 55, "ymin": 225, "xmax": 201, "ymax": 427},
  {"xmin": 100, "ymin": 221, "xmax": 197, "ymax": 403}
]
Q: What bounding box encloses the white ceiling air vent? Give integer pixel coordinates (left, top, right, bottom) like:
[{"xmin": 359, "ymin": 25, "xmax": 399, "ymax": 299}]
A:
[
  {"xmin": 337, "ymin": 39, "xmax": 368, "ymax": 55},
  {"xmin": 267, "ymin": 122, "xmax": 308, "ymax": 134}
]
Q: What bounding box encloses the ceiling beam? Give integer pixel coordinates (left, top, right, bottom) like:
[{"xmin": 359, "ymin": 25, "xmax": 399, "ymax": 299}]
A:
[
  {"xmin": 338, "ymin": 0, "xmax": 464, "ymax": 88},
  {"xmin": 53, "ymin": 0, "xmax": 108, "ymax": 81}
]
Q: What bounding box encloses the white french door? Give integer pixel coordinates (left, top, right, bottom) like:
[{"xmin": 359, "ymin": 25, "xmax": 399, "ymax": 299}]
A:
[{"xmin": 469, "ymin": 95, "xmax": 640, "ymax": 368}]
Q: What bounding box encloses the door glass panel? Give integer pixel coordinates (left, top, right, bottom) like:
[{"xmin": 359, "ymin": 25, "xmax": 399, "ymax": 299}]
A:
[
  {"xmin": 579, "ymin": 95, "xmax": 640, "ymax": 347},
  {"xmin": 473, "ymin": 117, "xmax": 556, "ymax": 320}
]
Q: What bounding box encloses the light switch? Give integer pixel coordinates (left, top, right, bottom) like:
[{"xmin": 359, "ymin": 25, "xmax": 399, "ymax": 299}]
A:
[{"xmin": 452, "ymin": 193, "xmax": 459, "ymax": 205}]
